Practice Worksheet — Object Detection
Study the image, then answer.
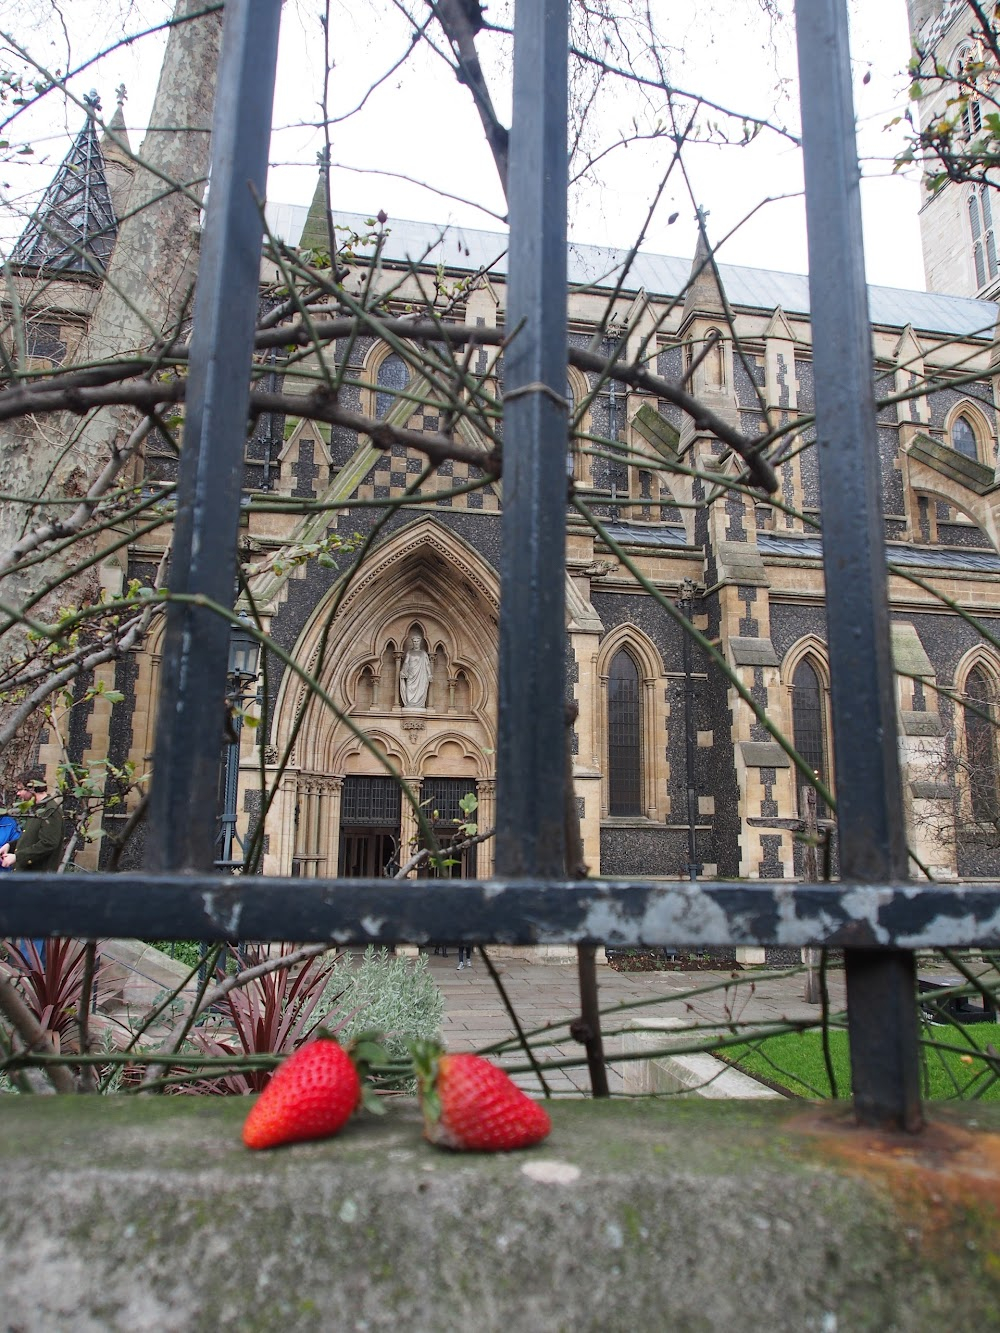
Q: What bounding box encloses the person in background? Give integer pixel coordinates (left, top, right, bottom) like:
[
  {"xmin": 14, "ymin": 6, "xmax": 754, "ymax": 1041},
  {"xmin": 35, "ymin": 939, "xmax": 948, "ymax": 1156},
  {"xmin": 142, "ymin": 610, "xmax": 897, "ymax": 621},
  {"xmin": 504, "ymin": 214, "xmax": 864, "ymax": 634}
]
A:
[
  {"xmin": 0, "ymin": 802, "xmax": 20, "ymax": 875},
  {"xmin": 1, "ymin": 774, "xmax": 64, "ymax": 968},
  {"xmin": 0, "ymin": 774, "xmax": 64, "ymax": 873}
]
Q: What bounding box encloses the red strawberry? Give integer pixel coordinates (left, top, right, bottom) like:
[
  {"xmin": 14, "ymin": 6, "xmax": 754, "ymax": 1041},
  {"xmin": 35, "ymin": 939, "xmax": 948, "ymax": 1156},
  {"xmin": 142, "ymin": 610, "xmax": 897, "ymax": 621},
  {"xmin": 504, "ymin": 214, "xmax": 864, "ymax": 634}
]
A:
[
  {"xmin": 412, "ymin": 1044, "xmax": 551, "ymax": 1152},
  {"xmin": 242, "ymin": 1037, "xmax": 360, "ymax": 1150}
]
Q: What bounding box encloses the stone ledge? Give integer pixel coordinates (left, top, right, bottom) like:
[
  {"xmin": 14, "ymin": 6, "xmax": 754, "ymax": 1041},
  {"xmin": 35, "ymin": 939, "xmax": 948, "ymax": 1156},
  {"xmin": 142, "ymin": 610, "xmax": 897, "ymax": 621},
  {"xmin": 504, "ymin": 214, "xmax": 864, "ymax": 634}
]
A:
[{"xmin": 1, "ymin": 1098, "xmax": 998, "ymax": 1331}]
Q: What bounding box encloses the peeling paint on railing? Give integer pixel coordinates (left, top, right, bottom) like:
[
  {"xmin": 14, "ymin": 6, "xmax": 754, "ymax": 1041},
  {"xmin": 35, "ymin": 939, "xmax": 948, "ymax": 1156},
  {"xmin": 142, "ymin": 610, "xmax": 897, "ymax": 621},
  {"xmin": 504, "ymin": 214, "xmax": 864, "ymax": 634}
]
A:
[{"xmin": 4, "ymin": 875, "xmax": 1000, "ymax": 950}]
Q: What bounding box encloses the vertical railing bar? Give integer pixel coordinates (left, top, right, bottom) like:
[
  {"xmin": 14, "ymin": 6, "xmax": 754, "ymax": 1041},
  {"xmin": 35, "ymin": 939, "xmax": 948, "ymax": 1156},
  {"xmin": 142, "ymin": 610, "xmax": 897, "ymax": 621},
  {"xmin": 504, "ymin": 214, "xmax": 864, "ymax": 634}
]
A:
[
  {"xmin": 145, "ymin": 1, "xmax": 283, "ymax": 873},
  {"xmin": 795, "ymin": 0, "xmax": 922, "ymax": 1130},
  {"xmin": 495, "ymin": 0, "xmax": 570, "ymax": 878}
]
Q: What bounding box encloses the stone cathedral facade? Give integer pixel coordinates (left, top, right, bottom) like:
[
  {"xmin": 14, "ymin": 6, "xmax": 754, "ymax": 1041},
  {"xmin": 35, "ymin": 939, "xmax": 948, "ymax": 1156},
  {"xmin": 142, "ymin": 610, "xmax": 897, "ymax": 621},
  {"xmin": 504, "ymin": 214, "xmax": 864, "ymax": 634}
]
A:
[
  {"xmin": 908, "ymin": 0, "xmax": 1000, "ymax": 299},
  {"xmin": 6, "ymin": 15, "xmax": 1000, "ymax": 902}
]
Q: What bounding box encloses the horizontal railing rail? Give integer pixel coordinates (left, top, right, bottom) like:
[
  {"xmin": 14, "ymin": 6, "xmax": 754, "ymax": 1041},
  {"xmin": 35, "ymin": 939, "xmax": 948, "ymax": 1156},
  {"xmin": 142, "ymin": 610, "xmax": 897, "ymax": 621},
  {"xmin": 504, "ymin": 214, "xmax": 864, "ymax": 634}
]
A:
[{"xmin": 4, "ymin": 876, "xmax": 1000, "ymax": 950}]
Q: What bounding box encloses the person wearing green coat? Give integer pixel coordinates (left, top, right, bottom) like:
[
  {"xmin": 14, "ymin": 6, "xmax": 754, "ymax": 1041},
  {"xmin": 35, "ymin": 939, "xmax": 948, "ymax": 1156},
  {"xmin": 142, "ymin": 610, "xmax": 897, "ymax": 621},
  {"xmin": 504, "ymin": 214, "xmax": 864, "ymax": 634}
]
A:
[{"xmin": 1, "ymin": 775, "xmax": 64, "ymax": 873}]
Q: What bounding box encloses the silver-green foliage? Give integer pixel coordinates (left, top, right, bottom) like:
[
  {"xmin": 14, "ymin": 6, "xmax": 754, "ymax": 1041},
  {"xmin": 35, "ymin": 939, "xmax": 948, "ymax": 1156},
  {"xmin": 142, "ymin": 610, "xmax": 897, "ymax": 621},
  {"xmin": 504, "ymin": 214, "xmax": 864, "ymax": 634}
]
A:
[{"xmin": 320, "ymin": 946, "xmax": 443, "ymax": 1063}]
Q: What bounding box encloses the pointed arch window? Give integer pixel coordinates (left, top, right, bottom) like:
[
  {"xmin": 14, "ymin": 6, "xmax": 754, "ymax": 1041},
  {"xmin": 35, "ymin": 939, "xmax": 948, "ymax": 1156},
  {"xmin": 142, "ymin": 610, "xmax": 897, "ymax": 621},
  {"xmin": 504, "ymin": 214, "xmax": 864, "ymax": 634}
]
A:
[
  {"xmin": 375, "ymin": 352, "xmax": 409, "ymax": 419},
  {"xmin": 964, "ymin": 665, "xmax": 1000, "ymax": 824},
  {"xmin": 792, "ymin": 657, "xmax": 828, "ymax": 814},
  {"xmin": 969, "ymin": 186, "xmax": 998, "ymax": 290},
  {"xmin": 951, "ymin": 413, "xmax": 979, "ymax": 460},
  {"xmin": 565, "ymin": 373, "xmax": 577, "ymax": 477},
  {"xmin": 962, "ymin": 92, "xmax": 983, "ymax": 141},
  {"xmin": 608, "ymin": 649, "xmax": 642, "ymax": 815}
]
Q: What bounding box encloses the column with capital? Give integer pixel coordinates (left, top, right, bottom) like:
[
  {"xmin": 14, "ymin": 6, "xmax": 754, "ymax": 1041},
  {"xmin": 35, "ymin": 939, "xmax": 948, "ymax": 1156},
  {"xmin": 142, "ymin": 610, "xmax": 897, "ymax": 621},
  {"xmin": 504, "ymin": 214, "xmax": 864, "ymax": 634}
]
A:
[
  {"xmin": 398, "ymin": 777, "xmax": 422, "ymax": 878},
  {"xmin": 393, "ymin": 776, "xmax": 424, "ymax": 957},
  {"xmin": 476, "ymin": 779, "xmax": 496, "ymax": 876},
  {"xmin": 324, "ymin": 776, "xmax": 343, "ymax": 878}
]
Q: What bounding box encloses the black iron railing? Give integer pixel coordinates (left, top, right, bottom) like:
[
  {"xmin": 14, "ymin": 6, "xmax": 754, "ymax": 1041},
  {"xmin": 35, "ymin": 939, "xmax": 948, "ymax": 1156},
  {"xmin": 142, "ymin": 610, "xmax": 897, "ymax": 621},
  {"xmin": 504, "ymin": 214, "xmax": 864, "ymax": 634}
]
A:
[{"xmin": 2, "ymin": 0, "xmax": 1000, "ymax": 1133}]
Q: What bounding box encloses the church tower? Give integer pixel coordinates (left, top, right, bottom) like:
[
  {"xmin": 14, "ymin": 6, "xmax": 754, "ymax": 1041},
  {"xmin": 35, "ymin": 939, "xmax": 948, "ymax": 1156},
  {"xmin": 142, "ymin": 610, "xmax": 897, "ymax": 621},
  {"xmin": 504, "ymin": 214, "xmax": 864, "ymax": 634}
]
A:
[{"xmin": 907, "ymin": 0, "xmax": 1000, "ymax": 298}]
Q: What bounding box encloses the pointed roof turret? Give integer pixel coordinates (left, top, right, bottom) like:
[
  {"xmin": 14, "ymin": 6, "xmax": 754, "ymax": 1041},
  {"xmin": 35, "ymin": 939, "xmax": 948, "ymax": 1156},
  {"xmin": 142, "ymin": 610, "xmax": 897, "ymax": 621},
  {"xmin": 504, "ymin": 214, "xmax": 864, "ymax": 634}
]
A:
[
  {"xmin": 299, "ymin": 168, "xmax": 331, "ymax": 253},
  {"xmin": 682, "ymin": 210, "xmax": 727, "ymax": 322},
  {"xmin": 99, "ymin": 85, "xmax": 135, "ymax": 222},
  {"xmin": 100, "ymin": 85, "xmax": 132, "ymax": 165},
  {"xmin": 10, "ymin": 91, "xmax": 118, "ymax": 278}
]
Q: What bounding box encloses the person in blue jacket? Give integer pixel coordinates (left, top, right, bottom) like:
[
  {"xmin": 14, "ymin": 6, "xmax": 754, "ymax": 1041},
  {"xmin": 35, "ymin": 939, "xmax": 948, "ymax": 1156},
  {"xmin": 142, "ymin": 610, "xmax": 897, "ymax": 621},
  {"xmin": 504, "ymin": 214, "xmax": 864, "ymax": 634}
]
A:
[
  {"xmin": 0, "ymin": 808, "xmax": 19, "ymax": 872},
  {"xmin": 0, "ymin": 799, "xmax": 31, "ymax": 965},
  {"xmin": 0, "ymin": 775, "xmax": 58, "ymax": 966}
]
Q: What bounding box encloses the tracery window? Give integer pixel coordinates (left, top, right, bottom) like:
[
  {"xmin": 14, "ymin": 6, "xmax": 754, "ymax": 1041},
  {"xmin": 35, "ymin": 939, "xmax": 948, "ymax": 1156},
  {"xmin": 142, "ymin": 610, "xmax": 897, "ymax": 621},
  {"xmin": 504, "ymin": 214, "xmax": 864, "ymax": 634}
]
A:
[
  {"xmin": 375, "ymin": 352, "xmax": 409, "ymax": 420},
  {"xmin": 607, "ymin": 649, "xmax": 642, "ymax": 816},
  {"xmin": 969, "ymin": 186, "xmax": 998, "ymax": 290},
  {"xmin": 565, "ymin": 373, "xmax": 577, "ymax": 477},
  {"xmin": 963, "ymin": 665, "xmax": 1000, "ymax": 824},
  {"xmin": 792, "ymin": 657, "xmax": 829, "ymax": 815},
  {"xmin": 951, "ymin": 413, "xmax": 979, "ymax": 461},
  {"xmin": 962, "ymin": 97, "xmax": 983, "ymax": 141}
]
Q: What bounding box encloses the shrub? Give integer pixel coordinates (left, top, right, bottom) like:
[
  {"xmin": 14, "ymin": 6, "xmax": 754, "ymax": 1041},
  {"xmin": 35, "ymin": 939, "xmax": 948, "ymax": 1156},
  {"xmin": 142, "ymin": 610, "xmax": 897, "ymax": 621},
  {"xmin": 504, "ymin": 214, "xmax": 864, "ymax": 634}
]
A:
[
  {"xmin": 0, "ymin": 938, "xmax": 104, "ymax": 1050},
  {"xmin": 319, "ymin": 946, "xmax": 444, "ymax": 1067},
  {"xmin": 180, "ymin": 944, "xmax": 348, "ymax": 1094},
  {"xmin": 148, "ymin": 940, "xmax": 205, "ymax": 972}
]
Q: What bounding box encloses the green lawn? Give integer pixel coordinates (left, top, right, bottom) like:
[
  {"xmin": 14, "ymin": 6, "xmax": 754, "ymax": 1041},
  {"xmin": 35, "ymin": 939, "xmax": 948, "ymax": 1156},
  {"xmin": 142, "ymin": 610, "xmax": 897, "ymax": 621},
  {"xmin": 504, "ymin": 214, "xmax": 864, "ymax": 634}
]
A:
[{"xmin": 722, "ymin": 1023, "xmax": 1000, "ymax": 1102}]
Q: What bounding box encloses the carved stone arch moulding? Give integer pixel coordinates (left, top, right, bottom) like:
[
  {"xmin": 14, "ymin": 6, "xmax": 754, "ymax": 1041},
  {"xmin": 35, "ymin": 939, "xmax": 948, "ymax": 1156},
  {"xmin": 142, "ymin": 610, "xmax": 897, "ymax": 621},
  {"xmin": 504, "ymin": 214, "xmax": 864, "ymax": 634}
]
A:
[
  {"xmin": 415, "ymin": 729, "xmax": 490, "ymax": 778},
  {"xmin": 780, "ymin": 634, "xmax": 830, "ymax": 689},
  {"xmin": 272, "ymin": 518, "xmax": 500, "ymax": 762},
  {"xmin": 953, "ymin": 644, "xmax": 1000, "ymax": 699},
  {"xmin": 944, "ymin": 397, "xmax": 993, "ymax": 459},
  {"xmin": 335, "ymin": 518, "xmax": 499, "ymax": 623},
  {"xmin": 331, "ymin": 728, "xmax": 407, "ymax": 777},
  {"xmin": 596, "ymin": 621, "xmax": 665, "ymax": 681}
]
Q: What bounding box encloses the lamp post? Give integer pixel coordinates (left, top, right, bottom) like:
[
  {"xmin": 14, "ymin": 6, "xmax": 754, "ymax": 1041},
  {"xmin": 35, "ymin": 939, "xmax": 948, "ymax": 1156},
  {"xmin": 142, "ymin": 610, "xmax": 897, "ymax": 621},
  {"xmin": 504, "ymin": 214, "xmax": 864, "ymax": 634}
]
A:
[{"xmin": 216, "ymin": 616, "xmax": 260, "ymax": 872}]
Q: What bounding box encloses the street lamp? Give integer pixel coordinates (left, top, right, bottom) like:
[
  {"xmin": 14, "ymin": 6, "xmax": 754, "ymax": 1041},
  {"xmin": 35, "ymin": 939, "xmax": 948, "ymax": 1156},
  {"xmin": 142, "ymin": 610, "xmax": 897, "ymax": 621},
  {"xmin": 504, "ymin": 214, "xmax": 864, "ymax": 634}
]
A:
[
  {"xmin": 227, "ymin": 616, "xmax": 259, "ymax": 683},
  {"xmin": 216, "ymin": 615, "xmax": 260, "ymax": 871}
]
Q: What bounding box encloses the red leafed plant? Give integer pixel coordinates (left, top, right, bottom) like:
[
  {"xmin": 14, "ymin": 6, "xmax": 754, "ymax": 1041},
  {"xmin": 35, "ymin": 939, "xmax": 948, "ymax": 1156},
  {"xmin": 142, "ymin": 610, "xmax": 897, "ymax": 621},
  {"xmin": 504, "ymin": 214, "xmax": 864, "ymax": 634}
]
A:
[
  {"xmin": 179, "ymin": 944, "xmax": 351, "ymax": 1094},
  {"xmin": 0, "ymin": 938, "xmax": 103, "ymax": 1050}
]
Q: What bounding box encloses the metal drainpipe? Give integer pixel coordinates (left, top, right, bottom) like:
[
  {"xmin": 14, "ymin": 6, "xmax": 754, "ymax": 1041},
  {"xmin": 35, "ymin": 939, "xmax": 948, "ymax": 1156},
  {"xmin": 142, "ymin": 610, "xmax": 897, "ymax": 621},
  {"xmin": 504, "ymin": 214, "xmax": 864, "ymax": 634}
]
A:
[{"xmin": 680, "ymin": 578, "xmax": 700, "ymax": 882}]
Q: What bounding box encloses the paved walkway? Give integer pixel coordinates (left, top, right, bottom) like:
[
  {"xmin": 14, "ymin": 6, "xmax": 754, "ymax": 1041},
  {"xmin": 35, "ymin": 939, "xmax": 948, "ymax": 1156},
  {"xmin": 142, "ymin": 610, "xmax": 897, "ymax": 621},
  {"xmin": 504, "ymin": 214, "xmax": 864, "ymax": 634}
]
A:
[{"xmin": 424, "ymin": 951, "xmax": 849, "ymax": 1097}]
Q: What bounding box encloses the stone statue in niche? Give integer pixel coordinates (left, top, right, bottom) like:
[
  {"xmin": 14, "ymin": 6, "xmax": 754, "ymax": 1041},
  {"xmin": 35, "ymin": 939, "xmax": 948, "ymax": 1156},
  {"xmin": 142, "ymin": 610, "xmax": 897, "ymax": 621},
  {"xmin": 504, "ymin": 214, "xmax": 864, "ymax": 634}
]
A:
[{"xmin": 399, "ymin": 632, "xmax": 432, "ymax": 709}]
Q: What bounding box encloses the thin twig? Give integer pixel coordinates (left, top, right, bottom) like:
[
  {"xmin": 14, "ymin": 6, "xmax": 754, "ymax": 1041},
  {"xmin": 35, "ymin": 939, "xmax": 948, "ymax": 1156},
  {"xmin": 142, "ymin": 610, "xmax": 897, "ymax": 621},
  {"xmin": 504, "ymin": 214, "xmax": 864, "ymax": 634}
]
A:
[
  {"xmin": 477, "ymin": 947, "xmax": 554, "ymax": 1098},
  {"xmin": 138, "ymin": 942, "xmax": 334, "ymax": 1089}
]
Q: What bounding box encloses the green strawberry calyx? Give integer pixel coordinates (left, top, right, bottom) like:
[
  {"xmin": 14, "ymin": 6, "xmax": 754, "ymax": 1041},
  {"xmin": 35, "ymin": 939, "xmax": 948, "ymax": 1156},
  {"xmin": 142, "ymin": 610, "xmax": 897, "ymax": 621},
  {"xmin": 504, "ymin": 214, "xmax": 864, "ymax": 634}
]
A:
[
  {"xmin": 409, "ymin": 1038, "xmax": 445, "ymax": 1127},
  {"xmin": 308, "ymin": 1028, "xmax": 390, "ymax": 1117}
]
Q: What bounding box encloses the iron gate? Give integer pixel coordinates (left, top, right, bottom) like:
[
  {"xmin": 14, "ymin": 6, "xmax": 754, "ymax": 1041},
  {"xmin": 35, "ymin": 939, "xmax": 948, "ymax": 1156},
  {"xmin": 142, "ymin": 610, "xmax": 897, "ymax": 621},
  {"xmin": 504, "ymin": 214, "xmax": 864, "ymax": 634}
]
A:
[{"xmin": 2, "ymin": 0, "xmax": 1000, "ymax": 1133}]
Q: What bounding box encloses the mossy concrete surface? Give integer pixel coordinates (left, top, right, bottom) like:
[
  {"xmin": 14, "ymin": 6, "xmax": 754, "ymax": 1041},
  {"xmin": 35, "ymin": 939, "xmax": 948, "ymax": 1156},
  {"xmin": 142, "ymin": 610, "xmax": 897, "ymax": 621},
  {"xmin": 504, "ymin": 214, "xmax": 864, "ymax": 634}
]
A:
[{"xmin": 1, "ymin": 1097, "xmax": 999, "ymax": 1331}]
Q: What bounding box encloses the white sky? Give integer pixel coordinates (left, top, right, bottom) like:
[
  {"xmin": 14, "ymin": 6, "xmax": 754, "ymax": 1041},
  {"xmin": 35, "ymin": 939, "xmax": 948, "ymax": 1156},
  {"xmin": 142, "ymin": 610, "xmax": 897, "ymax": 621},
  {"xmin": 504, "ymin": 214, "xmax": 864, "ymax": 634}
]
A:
[{"xmin": 0, "ymin": 1, "xmax": 926, "ymax": 290}]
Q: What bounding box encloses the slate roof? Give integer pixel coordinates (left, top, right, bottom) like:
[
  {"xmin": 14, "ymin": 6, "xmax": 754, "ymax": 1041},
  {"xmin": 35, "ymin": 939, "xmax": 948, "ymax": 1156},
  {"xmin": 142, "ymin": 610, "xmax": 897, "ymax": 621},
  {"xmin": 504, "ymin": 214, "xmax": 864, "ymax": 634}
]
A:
[
  {"xmin": 10, "ymin": 98, "xmax": 118, "ymax": 277},
  {"xmin": 759, "ymin": 532, "xmax": 1000, "ymax": 573},
  {"xmin": 265, "ymin": 204, "xmax": 998, "ymax": 342},
  {"xmin": 595, "ymin": 525, "xmax": 1000, "ymax": 573}
]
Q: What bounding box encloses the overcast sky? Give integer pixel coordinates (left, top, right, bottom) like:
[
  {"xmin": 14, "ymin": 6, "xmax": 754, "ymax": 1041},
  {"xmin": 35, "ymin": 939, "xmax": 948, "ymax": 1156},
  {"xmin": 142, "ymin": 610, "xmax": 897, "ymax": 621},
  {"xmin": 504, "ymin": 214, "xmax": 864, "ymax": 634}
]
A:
[{"xmin": 0, "ymin": 1, "xmax": 926, "ymax": 290}]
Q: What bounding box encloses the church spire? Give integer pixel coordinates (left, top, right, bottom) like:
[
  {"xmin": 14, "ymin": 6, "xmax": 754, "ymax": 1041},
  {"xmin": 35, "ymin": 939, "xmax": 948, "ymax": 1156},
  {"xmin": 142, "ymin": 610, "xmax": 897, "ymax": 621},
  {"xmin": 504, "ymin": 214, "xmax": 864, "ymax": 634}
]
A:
[
  {"xmin": 299, "ymin": 164, "xmax": 331, "ymax": 253},
  {"xmin": 10, "ymin": 91, "xmax": 119, "ymax": 278},
  {"xmin": 99, "ymin": 85, "xmax": 135, "ymax": 222},
  {"xmin": 682, "ymin": 209, "xmax": 727, "ymax": 322}
]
